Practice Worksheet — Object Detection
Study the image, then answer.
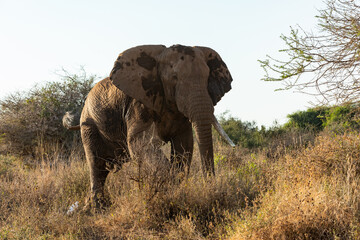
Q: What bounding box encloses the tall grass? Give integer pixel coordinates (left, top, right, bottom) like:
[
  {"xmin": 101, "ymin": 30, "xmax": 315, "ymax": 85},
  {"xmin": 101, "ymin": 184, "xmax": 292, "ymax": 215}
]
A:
[
  {"xmin": 229, "ymin": 132, "xmax": 360, "ymax": 239},
  {"xmin": 0, "ymin": 140, "xmax": 262, "ymax": 239},
  {"xmin": 0, "ymin": 146, "xmax": 89, "ymax": 239},
  {"xmin": 2, "ymin": 132, "xmax": 360, "ymax": 239}
]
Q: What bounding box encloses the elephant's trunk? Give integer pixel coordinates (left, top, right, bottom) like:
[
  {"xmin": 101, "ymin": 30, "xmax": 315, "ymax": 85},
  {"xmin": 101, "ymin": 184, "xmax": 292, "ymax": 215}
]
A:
[
  {"xmin": 188, "ymin": 93, "xmax": 215, "ymax": 176},
  {"xmin": 192, "ymin": 120, "xmax": 215, "ymax": 176}
]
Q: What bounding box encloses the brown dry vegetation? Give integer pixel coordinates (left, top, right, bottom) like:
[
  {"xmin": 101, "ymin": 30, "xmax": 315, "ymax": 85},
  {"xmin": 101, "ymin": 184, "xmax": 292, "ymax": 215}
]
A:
[
  {"xmin": 2, "ymin": 132, "xmax": 360, "ymax": 239},
  {"xmin": 230, "ymin": 133, "xmax": 360, "ymax": 239},
  {"xmin": 0, "ymin": 140, "xmax": 261, "ymax": 239}
]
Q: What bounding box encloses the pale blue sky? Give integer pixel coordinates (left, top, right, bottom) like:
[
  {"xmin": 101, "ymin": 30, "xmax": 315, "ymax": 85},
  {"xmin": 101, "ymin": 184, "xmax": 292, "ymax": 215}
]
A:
[{"xmin": 0, "ymin": 0, "xmax": 325, "ymax": 126}]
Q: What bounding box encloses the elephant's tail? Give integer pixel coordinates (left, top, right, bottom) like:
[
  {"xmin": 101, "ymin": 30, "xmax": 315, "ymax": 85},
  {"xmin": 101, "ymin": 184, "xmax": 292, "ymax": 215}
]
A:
[{"xmin": 63, "ymin": 111, "xmax": 81, "ymax": 131}]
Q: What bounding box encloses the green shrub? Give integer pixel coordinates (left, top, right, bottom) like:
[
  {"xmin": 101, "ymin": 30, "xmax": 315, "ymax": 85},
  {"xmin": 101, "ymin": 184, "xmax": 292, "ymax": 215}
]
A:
[
  {"xmin": 0, "ymin": 69, "xmax": 96, "ymax": 155},
  {"xmin": 284, "ymin": 107, "xmax": 328, "ymax": 131},
  {"xmin": 323, "ymin": 103, "xmax": 360, "ymax": 132},
  {"xmin": 217, "ymin": 112, "xmax": 265, "ymax": 149},
  {"xmin": 283, "ymin": 104, "xmax": 360, "ymax": 133}
]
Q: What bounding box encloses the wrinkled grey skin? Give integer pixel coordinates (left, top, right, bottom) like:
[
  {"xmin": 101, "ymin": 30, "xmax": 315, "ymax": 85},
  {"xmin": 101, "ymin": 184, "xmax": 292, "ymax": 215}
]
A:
[{"xmin": 63, "ymin": 44, "xmax": 233, "ymax": 209}]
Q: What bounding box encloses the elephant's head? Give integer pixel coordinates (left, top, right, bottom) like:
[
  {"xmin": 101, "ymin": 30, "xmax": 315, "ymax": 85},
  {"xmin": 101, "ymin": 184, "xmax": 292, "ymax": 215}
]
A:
[{"xmin": 109, "ymin": 44, "xmax": 233, "ymax": 175}]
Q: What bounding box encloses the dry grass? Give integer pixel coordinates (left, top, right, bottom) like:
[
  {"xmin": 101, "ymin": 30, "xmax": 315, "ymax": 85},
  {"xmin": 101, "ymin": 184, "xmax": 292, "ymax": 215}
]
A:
[
  {"xmin": 229, "ymin": 132, "xmax": 360, "ymax": 239},
  {"xmin": 3, "ymin": 132, "xmax": 360, "ymax": 239},
  {"xmin": 0, "ymin": 140, "xmax": 260, "ymax": 239},
  {"xmin": 0, "ymin": 147, "xmax": 90, "ymax": 239}
]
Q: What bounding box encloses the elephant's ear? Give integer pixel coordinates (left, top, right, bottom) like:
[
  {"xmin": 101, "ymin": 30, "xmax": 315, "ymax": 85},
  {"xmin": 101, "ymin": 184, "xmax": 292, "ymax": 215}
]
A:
[
  {"xmin": 109, "ymin": 45, "xmax": 166, "ymax": 113},
  {"xmin": 197, "ymin": 47, "xmax": 233, "ymax": 106}
]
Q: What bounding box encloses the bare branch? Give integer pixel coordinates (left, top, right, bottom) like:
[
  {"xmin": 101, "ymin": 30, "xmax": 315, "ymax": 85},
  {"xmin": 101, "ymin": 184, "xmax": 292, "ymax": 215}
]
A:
[{"xmin": 260, "ymin": 0, "xmax": 360, "ymax": 104}]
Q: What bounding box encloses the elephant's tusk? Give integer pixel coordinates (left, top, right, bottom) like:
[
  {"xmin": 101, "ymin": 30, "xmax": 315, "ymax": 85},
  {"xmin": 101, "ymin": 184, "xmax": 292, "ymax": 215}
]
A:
[{"xmin": 212, "ymin": 116, "xmax": 235, "ymax": 147}]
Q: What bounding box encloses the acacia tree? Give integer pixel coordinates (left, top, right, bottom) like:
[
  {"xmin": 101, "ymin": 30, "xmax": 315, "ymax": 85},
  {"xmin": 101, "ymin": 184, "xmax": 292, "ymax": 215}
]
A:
[{"xmin": 259, "ymin": 0, "xmax": 360, "ymax": 104}]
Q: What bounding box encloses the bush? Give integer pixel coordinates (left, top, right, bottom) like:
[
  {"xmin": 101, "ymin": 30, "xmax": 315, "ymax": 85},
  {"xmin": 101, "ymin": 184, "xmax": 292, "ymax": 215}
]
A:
[
  {"xmin": 217, "ymin": 112, "xmax": 265, "ymax": 149},
  {"xmin": 323, "ymin": 103, "xmax": 360, "ymax": 133},
  {"xmin": 284, "ymin": 107, "xmax": 328, "ymax": 132},
  {"xmin": 283, "ymin": 103, "xmax": 360, "ymax": 133},
  {"xmin": 0, "ymin": 69, "xmax": 96, "ymax": 156},
  {"xmin": 215, "ymin": 105, "xmax": 360, "ymax": 155},
  {"xmin": 216, "ymin": 112, "xmax": 317, "ymax": 155}
]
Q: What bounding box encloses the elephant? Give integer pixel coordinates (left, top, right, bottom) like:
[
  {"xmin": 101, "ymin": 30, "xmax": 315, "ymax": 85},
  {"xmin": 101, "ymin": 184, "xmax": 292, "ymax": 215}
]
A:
[{"xmin": 63, "ymin": 44, "xmax": 234, "ymax": 209}]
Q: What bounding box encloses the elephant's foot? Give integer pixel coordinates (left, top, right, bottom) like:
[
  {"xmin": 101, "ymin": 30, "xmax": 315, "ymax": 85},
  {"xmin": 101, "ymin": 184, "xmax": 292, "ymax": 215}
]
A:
[{"xmin": 82, "ymin": 193, "xmax": 111, "ymax": 214}]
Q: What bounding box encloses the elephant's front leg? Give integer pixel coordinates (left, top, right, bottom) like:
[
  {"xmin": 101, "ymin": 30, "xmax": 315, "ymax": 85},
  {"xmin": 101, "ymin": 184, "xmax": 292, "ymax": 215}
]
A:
[
  {"xmin": 127, "ymin": 121, "xmax": 171, "ymax": 180},
  {"xmin": 126, "ymin": 120, "xmax": 154, "ymax": 160},
  {"xmin": 170, "ymin": 122, "xmax": 194, "ymax": 175},
  {"xmin": 127, "ymin": 123, "xmax": 169, "ymax": 159}
]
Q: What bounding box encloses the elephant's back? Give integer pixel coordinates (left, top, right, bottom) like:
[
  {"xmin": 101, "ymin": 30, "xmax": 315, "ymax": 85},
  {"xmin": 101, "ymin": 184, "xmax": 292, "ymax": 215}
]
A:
[
  {"xmin": 89, "ymin": 77, "xmax": 122, "ymax": 103},
  {"xmin": 80, "ymin": 77, "xmax": 129, "ymax": 143},
  {"xmin": 82, "ymin": 77, "xmax": 123, "ymax": 115}
]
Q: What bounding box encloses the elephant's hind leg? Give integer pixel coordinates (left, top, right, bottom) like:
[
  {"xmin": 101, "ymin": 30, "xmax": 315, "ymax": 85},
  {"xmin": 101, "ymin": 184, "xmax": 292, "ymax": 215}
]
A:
[{"xmin": 81, "ymin": 125, "xmax": 110, "ymax": 210}]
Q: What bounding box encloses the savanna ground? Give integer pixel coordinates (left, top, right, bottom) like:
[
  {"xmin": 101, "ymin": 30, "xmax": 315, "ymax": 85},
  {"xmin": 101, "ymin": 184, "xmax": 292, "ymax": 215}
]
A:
[{"xmin": 2, "ymin": 131, "xmax": 360, "ymax": 239}]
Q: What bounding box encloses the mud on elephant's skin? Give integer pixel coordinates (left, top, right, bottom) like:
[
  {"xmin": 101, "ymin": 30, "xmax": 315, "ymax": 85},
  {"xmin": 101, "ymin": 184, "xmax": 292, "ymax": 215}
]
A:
[{"xmin": 63, "ymin": 44, "xmax": 234, "ymax": 209}]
